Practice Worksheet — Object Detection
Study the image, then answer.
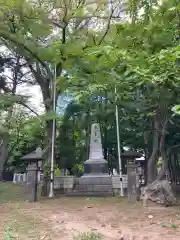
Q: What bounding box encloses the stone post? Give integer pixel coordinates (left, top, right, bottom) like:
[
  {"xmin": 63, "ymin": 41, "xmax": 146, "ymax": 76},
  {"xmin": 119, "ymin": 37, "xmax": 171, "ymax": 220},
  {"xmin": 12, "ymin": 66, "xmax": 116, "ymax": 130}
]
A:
[
  {"xmin": 127, "ymin": 159, "xmax": 138, "ymax": 201},
  {"xmin": 26, "ymin": 163, "xmax": 38, "ymax": 202}
]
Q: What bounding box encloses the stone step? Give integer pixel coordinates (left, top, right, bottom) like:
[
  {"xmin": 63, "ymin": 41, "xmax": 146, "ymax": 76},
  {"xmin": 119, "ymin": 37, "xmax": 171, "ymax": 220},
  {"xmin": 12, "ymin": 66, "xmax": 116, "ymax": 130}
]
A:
[
  {"xmin": 73, "ymin": 184, "xmax": 113, "ymax": 192},
  {"xmin": 65, "ymin": 191, "xmax": 113, "ymax": 196}
]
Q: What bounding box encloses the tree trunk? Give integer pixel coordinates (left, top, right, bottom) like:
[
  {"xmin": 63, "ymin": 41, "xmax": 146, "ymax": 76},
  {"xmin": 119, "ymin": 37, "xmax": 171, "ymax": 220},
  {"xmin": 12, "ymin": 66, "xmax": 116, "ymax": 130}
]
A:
[
  {"xmin": 157, "ymin": 150, "xmax": 168, "ymax": 181},
  {"xmin": 41, "ymin": 118, "xmax": 55, "ymax": 196},
  {"xmin": 0, "ymin": 106, "xmax": 14, "ymax": 180},
  {"xmin": 144, "ymin": 132, "xmax": 150, "ymax": 185},
  {"xmin": 85, "ymin": 110, "xmax": 91, "ymax": 160},
  {"xmin": 41, "ymin": 117, "xmax": 54, "ymax": 196},
  {"xmin": 39, "ymin": 79, "xmax": 54, "ymax": 196},
  {"xmin": 28, "ymin": 61, "xmax": 61, "ymax": 197},
  {"xmin": 0, "ymin": 136, "xmax": 8, "ymax": 180},
  {"xmin": 157, "ymin": 117, "xmax": 168, "ymax": 180},
  {"xmin": 147, "ymin": 118, "xmax": 159, "ymax": 183},
  {"xmin": 85, "ymin": 125, "xmax": 90, "ymax": 160},
  {"xmin": 0, "ymin": 61, "xmax": 18, "ymax": 180},
  {"xmin": 142, "ymin": 106, "xmax": 173, "ymax": 206}
]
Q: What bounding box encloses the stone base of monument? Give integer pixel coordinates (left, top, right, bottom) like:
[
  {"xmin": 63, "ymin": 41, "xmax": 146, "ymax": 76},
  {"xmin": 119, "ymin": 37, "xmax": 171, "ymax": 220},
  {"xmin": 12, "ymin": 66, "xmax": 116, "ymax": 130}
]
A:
[{"xmin": 66, "ymin": 175, "xmax": 113, "ymax": 196}]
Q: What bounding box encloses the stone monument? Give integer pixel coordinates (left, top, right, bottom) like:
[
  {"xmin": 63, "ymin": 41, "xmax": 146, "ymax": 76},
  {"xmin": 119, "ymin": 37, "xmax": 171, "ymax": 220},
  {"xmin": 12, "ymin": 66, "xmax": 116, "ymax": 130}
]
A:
[
  {"xmin": 83, "ymin": 123, "xmax": 109, "ymax": 176},
  {"xmin": 74, "ymin": 123, "xmax": 113, "ymax": 196}
]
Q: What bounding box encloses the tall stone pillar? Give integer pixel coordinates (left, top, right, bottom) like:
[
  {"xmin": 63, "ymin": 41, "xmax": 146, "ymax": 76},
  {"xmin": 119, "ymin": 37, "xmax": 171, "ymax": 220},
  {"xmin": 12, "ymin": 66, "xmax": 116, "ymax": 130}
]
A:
[
  {"xmin": 83, "ymin": 123, "xmax": 109, "ymax": 176},
  {"xmin": 127, "ymin": 159, "xmax": 138, "ymax": 201},
  {"xmin": 26, "ymin": 163, "xmax": 38, "ymax": 202}
]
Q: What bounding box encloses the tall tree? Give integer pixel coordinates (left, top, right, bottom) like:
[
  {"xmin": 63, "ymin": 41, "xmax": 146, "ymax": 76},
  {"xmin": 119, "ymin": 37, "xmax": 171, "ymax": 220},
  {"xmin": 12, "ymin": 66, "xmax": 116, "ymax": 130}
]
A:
[{"xmin": 0, "ymin": 0, "xmax": 122, "ymax": 193}]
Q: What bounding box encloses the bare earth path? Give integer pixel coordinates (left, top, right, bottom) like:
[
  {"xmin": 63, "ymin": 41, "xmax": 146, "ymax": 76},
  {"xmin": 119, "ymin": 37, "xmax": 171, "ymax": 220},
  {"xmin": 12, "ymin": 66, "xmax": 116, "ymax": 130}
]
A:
[{"xmin": 1, "ymin": 184, "xmax": 180, "ymax": 239}]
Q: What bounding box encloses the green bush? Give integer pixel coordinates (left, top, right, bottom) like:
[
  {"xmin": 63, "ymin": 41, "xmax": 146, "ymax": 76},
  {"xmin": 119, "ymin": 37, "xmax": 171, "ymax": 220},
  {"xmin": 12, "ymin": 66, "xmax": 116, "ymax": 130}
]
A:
[
  {"xmin": 73, "ymin": 232, "xmax": 103, "ymax": 240},
  {"xmin": 71, "ymin": 164, "xmax": 84, "ymax": 177},
  {"xmin": 54, "ymin": 167, "xmax": 61, "ymax": 176}
]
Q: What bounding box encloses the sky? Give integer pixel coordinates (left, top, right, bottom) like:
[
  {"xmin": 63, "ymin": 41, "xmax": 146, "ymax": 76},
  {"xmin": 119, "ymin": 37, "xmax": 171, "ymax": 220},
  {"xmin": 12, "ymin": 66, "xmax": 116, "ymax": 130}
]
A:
[
  {"xmin": 17, "ymin": 84, "xmax": 44, "ymax": 114},
  {"xmin": 17, "ymin": 83, "xmax": 73, "ymax": 116},
  {"xmin": 2, "ymin": 53, "xmax": 71, "ymax": 116},
  {"xmin": 1, "ymin": 46, "xmax": 44, "ymax": 115}
]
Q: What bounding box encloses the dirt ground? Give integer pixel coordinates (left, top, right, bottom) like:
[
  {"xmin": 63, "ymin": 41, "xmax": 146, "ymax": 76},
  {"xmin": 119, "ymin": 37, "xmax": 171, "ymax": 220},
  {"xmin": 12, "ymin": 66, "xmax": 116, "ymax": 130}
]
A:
[{"xmin": 1, "ymin": 184, "xmax": 180, "ymax": 239}]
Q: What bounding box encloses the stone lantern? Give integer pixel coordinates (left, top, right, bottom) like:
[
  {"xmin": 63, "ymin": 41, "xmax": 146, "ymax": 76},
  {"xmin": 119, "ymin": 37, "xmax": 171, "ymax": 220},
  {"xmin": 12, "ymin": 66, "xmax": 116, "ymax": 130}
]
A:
[
  {"xmin": 122, "ymin": 151, "xmax": 142, "ymax": 201},
  {"xmin": 21, "ymin": 147, "xmax": 43, "ymax": 202}
]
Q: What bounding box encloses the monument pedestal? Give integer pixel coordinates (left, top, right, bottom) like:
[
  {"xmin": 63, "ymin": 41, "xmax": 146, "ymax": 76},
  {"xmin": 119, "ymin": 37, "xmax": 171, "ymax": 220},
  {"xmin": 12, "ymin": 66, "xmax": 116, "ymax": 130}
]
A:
[
  {"xmin": 77, "ymin": 175, "xmax": 113, "ymax": 196},
  {"xmin": 84, "ymin": 158, "xmax": 109, "ymax": 175}
]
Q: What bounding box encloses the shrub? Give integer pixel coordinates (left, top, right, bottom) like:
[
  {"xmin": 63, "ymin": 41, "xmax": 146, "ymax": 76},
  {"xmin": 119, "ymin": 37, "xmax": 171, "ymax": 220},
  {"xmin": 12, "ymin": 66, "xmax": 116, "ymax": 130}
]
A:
[{"xmin": 73, "ymin": 231, "xmax": 103, "ymax": 240}]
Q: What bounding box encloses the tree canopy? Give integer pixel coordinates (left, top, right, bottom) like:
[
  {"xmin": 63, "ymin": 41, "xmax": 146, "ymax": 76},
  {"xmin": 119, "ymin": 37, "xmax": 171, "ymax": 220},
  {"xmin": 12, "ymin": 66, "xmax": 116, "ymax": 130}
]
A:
[{"xmin": 0, "ymin": 0, "xmax": 180, "ymax": 186}]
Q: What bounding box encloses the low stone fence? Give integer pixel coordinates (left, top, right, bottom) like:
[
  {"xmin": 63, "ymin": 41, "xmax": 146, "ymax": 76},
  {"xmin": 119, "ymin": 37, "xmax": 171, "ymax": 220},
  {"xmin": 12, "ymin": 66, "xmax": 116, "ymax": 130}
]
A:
[
  {"xmin": 13, "ymin": 172, "xmax": 41, "ymax": 184},
  {"xmin": 54, "ymin": 176, "xmax": 75, "ymax": 189},
  {"xmin": 112, "ymin": 175, "xmax": 127, "ymax": 195},
  {"xmin": 13, "ymin": 173, "xmax": 129, "ymax": 195},
  {"xmin": 13, "ymin": 173, "xmax": 27, "ymax": 183}
]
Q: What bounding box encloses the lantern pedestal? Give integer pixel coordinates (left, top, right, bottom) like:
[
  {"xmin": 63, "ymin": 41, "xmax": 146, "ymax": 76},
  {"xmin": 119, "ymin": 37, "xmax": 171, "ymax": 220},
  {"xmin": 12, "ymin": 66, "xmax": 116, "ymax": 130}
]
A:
[{"xmin": 26, "ymin": 163, "xmax": 38, "ymax": 202}]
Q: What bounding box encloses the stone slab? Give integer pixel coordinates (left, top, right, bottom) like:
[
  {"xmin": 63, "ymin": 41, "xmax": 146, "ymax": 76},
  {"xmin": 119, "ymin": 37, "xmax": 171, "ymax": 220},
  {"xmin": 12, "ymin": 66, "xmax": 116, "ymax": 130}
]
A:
[
  {"xmin": 84, "ymin": 162, "xmax": 108, "ymax": 175},
  {"xmin": 74, "ymin": 184, "xmax": 113, "ymax": 191}
]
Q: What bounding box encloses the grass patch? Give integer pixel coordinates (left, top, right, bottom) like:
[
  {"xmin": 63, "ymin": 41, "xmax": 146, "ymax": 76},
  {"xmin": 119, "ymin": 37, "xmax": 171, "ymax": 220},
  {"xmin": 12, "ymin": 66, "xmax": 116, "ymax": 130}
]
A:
[
  {"xmin": 171, "ymin": 224, "xmax": 178, "ymax": 229},
  {"xmin": 3, "ymin": 208, "xmax": 43, "ymax": 240},
  {"xmin": 4, "ymin": 227, "xmax": 16, "ymax": 240},
  {"xmin": 0, "ymin": 183, "xmax": 43, "ymax": 239},
  {"xmin": 0, "ymin": 183, "xmax": 25, "ymax": 204},
  {"xmin": 0, "ymin": 182, "xmax": 42, "ymax": 204},
  {"xmin": 54, "ymin": 196, "xmax": 127, "ymax": 205},
  {"xmin": 74, "ymin": 232, "xmax": 103, "ymax": 240}
]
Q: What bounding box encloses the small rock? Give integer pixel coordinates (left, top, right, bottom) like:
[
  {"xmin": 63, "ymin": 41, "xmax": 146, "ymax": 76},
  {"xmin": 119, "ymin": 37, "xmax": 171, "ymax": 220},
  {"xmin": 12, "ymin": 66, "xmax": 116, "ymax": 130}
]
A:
[
  {"xmin": 77, "ymin": 209, "xmax": 82, "ymax": 212},
  {"xmin": 101, "ymin": 224, "xmax": 106, "ymax": 227},
  {"xmin": 111, "ymin": 223, "xmax": 117, "ymax": 228},
  {"xmin": 119, "ymin": 233, "xmax": 134, "ymax": 240},
  {"xmin": 148, "ymin": 215, "xmax": 154, "ymax": 219},
  {"xmin": 87, "ymin": 205, "xmax": 92, "ymax": 208},
  {"xmin": 150, "ymin": 222, "xmax": 155, "ymax": 225},
  {"xmin": 91, "ymin": 228, "xmax": 97, "ymax": 231},
  {"xmin": 119, "ymin": 234, "xmax": 127, "ymax": 240}
]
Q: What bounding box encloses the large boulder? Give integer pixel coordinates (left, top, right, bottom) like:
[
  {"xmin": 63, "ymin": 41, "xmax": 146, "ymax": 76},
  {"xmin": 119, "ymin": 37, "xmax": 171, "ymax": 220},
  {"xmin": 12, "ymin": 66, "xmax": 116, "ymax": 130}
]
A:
[{"xmin": 140, "ymin": 180, "xmax": 178, "ymax": 207}]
